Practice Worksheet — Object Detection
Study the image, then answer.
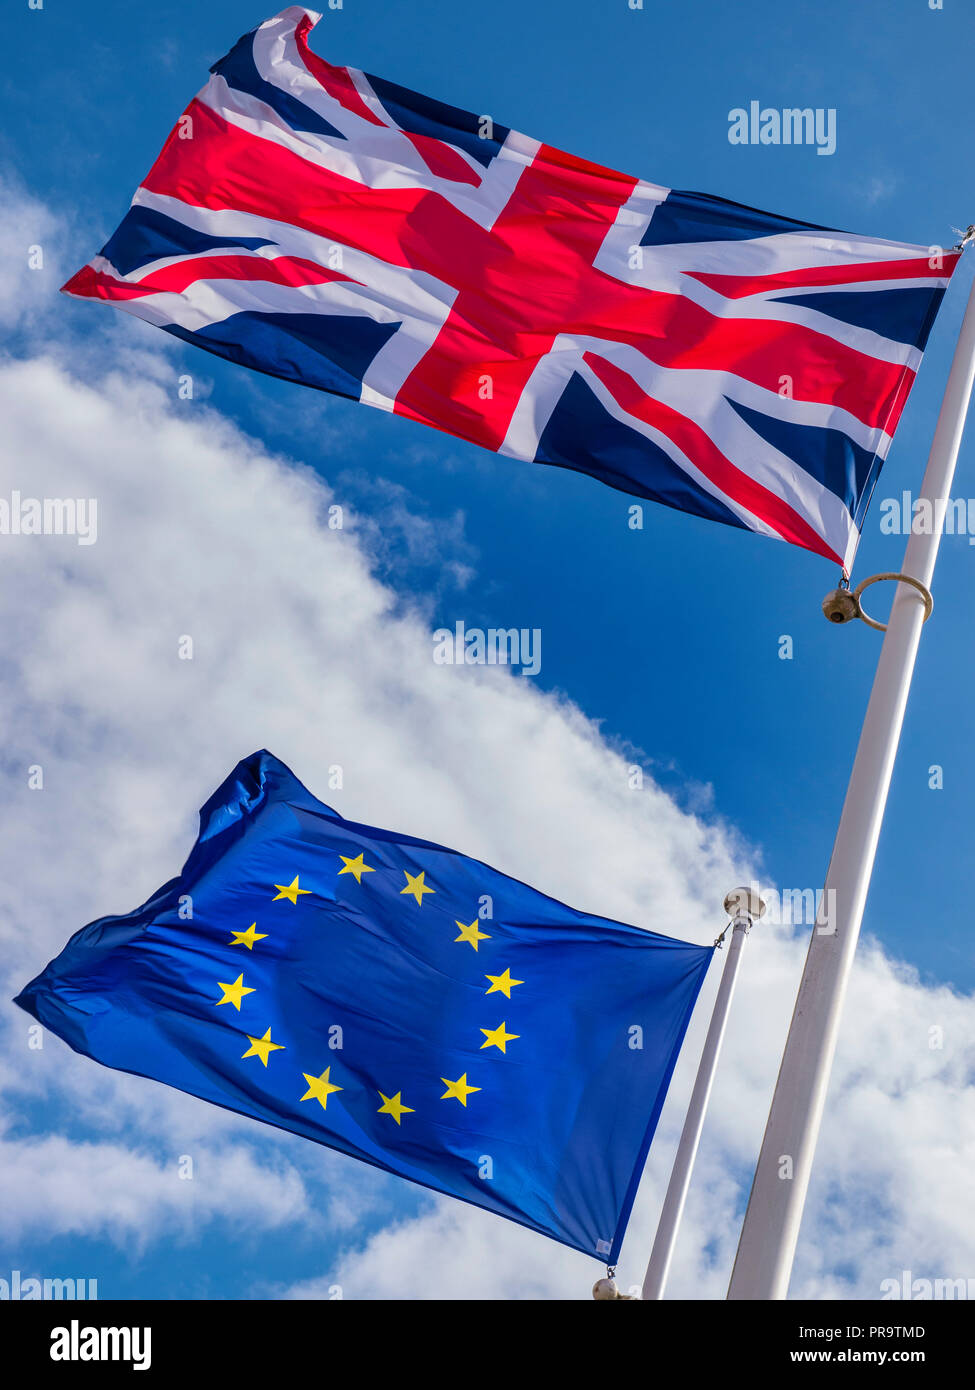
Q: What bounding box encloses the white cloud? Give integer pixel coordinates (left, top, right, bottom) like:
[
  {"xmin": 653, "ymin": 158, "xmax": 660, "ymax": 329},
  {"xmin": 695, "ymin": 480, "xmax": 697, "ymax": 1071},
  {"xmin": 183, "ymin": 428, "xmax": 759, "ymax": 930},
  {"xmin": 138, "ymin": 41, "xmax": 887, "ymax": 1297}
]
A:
[
  {"xmin": 0, "ymin": 1127, "xmax": 307, "ymax": 1248},
  {"xmin": 1, "ymin": 179, "xmax": 973, "ymax": 1298}
]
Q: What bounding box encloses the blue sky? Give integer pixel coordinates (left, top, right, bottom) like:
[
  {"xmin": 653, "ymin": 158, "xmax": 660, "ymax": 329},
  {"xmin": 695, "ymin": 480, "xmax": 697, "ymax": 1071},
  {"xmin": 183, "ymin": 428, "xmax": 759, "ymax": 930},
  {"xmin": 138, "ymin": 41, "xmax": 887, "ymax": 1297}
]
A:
[{"xmin": 3, "ymin": 0, "xmax": 975, "ymax": 1300}]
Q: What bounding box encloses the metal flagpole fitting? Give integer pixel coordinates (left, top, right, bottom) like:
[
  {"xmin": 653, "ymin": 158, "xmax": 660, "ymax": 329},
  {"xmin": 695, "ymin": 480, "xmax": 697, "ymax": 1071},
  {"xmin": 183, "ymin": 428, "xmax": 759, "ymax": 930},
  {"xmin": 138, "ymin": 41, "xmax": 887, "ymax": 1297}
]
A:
[
  {"xmin": 851, "ymin": 573, "xmax": 933, "ymax": 632},
  {"xmin": 592, "ymin": 1266, "xmax": 637, "ymax": 1300},
  {"xmin": 821, "ymin": 572, "xmax": 933, "ymax": 632},
  {"xmin": 639, "ymin": 887, "xmax": 765, "ymax": 1300}
]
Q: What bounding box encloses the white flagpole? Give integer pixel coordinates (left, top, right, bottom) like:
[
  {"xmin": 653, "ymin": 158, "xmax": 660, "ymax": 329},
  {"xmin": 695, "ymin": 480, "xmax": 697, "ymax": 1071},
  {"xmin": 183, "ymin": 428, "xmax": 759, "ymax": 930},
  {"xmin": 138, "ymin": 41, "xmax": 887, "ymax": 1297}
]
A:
[
  {"xmin": 728, "ymin": 250, "xmax": 975, "ymax": 1301},
  {"xmin": 642, "ymin": 887, "xmax": 764, "ymax": 1300}
]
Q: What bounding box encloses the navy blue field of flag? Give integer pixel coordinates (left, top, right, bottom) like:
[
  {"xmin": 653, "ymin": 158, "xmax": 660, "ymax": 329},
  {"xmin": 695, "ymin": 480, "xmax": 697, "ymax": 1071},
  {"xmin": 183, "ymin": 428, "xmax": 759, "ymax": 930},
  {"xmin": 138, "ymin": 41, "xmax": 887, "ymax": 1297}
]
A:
[{"xmin": 14, "ymin": 751, "xmax": 713, "ymax": 1261}]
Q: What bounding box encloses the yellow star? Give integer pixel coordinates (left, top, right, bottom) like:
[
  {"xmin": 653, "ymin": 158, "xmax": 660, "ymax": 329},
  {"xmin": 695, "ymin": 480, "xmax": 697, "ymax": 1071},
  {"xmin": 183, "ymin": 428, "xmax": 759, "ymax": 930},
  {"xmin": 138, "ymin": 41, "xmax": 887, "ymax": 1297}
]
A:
[
  {"xmin": 273, "ymin": 875, "xmax": 311, "ymax": 904},
  {"xmin": 480, "ymin": 1021, "xmax": 519, "ymax": 1054},
  {"xmin": 441, "ymin": 1073, "xmax": 481, "ymax": 1107},
  {"xmin": 377, "ymin": 1090, "xmax": 414, "ymax": 1125},
  {"xmin": 454, "ymin": 918, "xmax": 491, "ymax": 951},
  {"xmin": 338, "ymin": 852, "xmax": 374, "ymax": 884},
  {"xmin": 400, "ymin": 870, "xmax": 435, "ymax": 906},
  {"xmin": 229, "ymin": 923, "xmax": 267, "ymax": 950},
  {"xmin": 300, "ymin": 1067, "xmax": 343, "ymax": 1112},
  {"xmin": 215, "ymin": 973, "xmax": 255, "ymax": 1011},
  {"xmin": 241, "ymin": 1027, "xmax": 284, "ymax": 1066},
  {"xmin": 485, "ymin": 967, "xmax": 524, "ymax": 999}
]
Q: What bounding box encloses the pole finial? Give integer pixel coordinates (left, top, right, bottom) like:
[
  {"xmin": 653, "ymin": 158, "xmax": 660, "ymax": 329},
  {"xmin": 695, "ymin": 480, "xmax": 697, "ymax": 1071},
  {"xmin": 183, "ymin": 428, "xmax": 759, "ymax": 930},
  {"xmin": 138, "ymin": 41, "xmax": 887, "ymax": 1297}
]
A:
[{"xmin": 722, "ymin": 886, "xmax": 766, "ymax": 922}]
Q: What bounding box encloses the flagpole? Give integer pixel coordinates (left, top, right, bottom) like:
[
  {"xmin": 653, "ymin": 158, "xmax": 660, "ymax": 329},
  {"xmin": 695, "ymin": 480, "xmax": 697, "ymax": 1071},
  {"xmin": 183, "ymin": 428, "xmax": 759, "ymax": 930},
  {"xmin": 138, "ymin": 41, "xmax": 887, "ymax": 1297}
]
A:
[
  {"xmin": 641, "ymin": 887, "xmax": 764, "ymax": 1300},
  {"xmin": 727, "ymin": 250, "xmax": 975, "ymax": 1301}
]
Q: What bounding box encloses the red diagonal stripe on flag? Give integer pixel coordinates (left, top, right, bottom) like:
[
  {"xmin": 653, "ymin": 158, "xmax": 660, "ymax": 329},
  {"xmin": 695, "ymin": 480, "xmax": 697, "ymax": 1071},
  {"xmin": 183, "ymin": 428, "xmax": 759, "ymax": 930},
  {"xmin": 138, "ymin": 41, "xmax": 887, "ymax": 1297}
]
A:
[
  {"xmin": 688, "ymin": 253, "xmax": 958, "ymax": 300},
  {"xmin": 584, "ymin": 351, "xmax": 844, "ymax": 564}
]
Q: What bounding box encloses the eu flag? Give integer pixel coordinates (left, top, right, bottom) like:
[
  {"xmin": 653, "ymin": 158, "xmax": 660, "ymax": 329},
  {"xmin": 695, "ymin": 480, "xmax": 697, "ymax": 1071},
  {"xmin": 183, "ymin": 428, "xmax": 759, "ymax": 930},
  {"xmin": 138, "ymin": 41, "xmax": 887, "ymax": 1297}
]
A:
[{"xmin": 15, "ymin": 751, "xmax": 712, "ymax": 1261}]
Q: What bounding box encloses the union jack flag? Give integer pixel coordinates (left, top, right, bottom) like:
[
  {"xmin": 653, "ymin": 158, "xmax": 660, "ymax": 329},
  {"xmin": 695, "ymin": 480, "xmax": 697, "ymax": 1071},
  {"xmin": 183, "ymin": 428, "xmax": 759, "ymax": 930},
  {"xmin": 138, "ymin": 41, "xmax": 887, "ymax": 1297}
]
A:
[{"xmin": 62, "ymin": 6, "xmax": 958, "ymax": 570}]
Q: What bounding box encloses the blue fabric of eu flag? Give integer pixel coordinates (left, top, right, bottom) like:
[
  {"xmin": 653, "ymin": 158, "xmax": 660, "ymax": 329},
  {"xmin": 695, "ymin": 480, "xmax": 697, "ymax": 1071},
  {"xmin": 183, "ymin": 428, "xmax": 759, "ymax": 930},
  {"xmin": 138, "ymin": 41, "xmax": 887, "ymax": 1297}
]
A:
[{"xmin": 15, "ymin": 750, "xmax": 713, "ymax": 1262}]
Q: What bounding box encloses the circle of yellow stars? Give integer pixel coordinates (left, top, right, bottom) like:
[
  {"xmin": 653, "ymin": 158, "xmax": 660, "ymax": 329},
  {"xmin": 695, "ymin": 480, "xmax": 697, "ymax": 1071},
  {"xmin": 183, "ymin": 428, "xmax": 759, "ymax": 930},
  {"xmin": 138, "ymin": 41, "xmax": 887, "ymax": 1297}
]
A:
[{"xmin": 211, "ymin": 859, "xmax": 525, "ymax": 1125}]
